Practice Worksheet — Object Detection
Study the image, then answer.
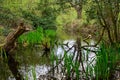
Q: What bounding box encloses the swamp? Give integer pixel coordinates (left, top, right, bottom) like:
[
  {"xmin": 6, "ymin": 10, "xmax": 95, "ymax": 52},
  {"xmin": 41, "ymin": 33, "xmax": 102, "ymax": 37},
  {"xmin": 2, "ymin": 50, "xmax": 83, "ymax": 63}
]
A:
[{"xmin": 0, "ymin": 0, "xmax": 120, "ymax": 80}]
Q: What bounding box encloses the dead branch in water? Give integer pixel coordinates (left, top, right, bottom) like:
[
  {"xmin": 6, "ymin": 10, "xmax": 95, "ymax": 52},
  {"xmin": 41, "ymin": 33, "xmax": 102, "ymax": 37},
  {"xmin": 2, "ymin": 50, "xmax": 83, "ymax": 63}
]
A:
[{"xmin": 46, "ymin": 29, "xmax": 105, "ymax": 79}]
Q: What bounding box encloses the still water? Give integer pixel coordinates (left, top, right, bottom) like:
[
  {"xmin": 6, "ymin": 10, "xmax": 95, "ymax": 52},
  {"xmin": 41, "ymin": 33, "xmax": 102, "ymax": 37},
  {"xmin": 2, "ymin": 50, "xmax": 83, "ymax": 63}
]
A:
[{"xmin": 0, "ymin": 39, "xmax": 98, "ymax": 80}]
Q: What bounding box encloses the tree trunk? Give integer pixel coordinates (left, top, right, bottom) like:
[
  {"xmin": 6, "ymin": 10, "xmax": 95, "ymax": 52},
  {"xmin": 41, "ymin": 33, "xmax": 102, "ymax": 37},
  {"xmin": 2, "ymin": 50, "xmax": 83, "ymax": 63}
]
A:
[
  {"xmin": 76, "ymin": 8, "xmax": 82, "ymax": 19},
  {"xmin": 2, "ymin": 22, "xmax": 30, "ymax": 80},
  {"xmin": 106, "ymin": 27, "xmax": 114, "ymax": 45}
]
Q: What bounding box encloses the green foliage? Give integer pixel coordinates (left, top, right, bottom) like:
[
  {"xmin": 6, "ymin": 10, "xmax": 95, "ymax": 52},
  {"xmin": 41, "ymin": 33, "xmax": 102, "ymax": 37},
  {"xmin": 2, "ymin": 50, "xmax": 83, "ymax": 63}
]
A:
[
  {"xmin": 18, "ymin": 27, "xmax": 56, "ymax": 46},
  {"xmin": 18, "ymin": 27, "xmax": 44, "ymax": 44},
  {"xmin": 0, "ymin": 49, "xmax": 11, "ymax": 80},
  {"xmin": 25, "ymin": 73, "xmax": 29, "ymax": 80},
  {"xmin": 56, "ymin": 8, "xmax": 77, "ymax": 39},
  {"xmin": 50, "ymin": 42, "xmax": 120, "ymax": 79},
  {"xmin": 50, "ymin": 52, "xmax": 55, "ymax": 64},
  {"xmin": 21, "ymin": 8, "xmax": 57, "ymax": 30},
  {"xmin": 0, "ymin": 7, "xmax": 17, "ymax": 27},
  {"xmin": 93, "ymin": 43, "xmax": 120, "ymax": 80},
  {"xmin": 56, "ymin": 8, "xmax": 77, "ymax": 25},
  {"xmin": 64, "ymin": 53, "xmax": 73, "ymax": 77},
  {"xmin": 45, "ymin": 29, "xmax": 56, "ymax": 39},
  {"xmin": 73, "ymin": 61, "xmax": 80, "ymax": 80},
  {"xmin": 83, "ymin": 0, "xmax": 97, "ymax": 20},
  {"xmin": 0, "ymin": 0, "xmax": 58, "ymax": 30},
  {"xmin": 78, "ymin": 0, "xmax": 98, "ymax": 26},
  {"xmin": 94, "ymin": 0, "xmax": 120, "ymax": 44},
  {"xmin": 32, "ymin": 66, "xmax": 36, "ymax": 80},
  {"xmin": 51, "ymin": 51, "xmax": 80, "ymax": 79}
]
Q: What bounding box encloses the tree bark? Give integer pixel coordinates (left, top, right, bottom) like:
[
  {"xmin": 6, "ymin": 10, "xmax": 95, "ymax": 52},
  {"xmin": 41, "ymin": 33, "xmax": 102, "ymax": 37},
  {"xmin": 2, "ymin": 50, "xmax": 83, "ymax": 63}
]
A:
[{"xmin": 2, "ymin": 22, "xmax": 30, "ymax": 80}]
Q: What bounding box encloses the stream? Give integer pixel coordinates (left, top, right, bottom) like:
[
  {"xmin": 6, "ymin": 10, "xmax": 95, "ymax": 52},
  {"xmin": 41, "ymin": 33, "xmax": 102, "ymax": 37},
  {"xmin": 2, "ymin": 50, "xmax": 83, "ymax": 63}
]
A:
[{"xmin": 7, "ymin": 39, "xmax": 98, "ymax": 80}]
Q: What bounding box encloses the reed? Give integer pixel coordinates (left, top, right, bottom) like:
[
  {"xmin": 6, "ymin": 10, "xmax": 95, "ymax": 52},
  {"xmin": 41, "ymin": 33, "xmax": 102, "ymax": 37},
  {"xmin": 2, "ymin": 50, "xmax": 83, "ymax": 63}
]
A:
[
  {"xmin": 50, "ymin": 42, "xmax": 120, "ymax": 80},
  {"xmin": 93, "ymin": 43, "xmax": 120, "ymax": 80},
  {"xmin": 0, "ymin": 49, "xmax": 10, "ymax": 80},
  {"xmin": 25, "ymin": 73, "xmax": 28, "ymax": 80},
  {"xmin": 73, "ymin": 61, "xmax": 80, "ymax": 80},
  {"xmin": 32, "ymin": 66, "xmax": 36, "ymax": 80},
  {"xmin": 18, "ymin": 27, "xmax": 44, "ymax": 45},
  {"xmin": 18, "ymin": 27, "xmax": 56, "ymax": 47},
  {"xmin": 50, "ymin": 52, "xmax": 55, "ymax": 65}
]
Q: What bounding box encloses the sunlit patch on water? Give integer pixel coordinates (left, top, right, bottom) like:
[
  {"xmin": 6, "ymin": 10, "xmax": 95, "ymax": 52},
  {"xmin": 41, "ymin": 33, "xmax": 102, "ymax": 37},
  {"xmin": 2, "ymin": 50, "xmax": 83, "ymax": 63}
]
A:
[{"xmin": 54, "ymin": 39, "xmax": 76, "ymax": 57}]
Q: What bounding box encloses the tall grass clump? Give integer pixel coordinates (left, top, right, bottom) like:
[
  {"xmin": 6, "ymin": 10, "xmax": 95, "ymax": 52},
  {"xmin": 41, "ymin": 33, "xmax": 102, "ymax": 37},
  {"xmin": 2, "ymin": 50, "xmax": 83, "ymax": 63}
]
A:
[
  {"xmin": 0, "ymin": 49, "xmax": 11, "ymax": 80},
  {"xmin": 32, "ymin": 66, "xmax": 36, "ymax": 80},
  {"xmin": 50, "ymin": 43, "xmax": 120, "ymax": 80},
  {"xmin": 25, "ymin": 73, "xmax": 28, "ymax": 80},
  {"xmin": 93, "ymin": 43, "xmax": 120, "ymax": 80},
  {"xmin": 43, "ymin": 29, "xmax": 57, "ymax": 47},
  {"xmin": 18, "ymin": 27, "xmax": 44, "ymax": 44},
  {"xmin": 50, "ymin": 51, "xmax": 80, "ymax": 80},
  {"xmin": 64, "ymin": 52, "xmax": 73, "ymax": 78},
  {"xmin": 18, "ymin": 27, "xmax": 56, "ymax": 46}
]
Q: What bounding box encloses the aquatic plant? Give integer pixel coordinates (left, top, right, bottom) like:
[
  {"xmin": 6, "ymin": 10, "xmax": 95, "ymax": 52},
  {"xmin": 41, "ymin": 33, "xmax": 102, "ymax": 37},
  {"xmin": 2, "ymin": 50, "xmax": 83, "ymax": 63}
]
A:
[
  {"xmin": 32, "ymin": 66, "xmax": 36, "ymax": 80},
  {"xmin": 49, "ymin": 41, "xmax": 120, "ymax": 80},
  {"xmin": 18, "ymin": 27, "xmax": 44, "ymax": 45},
  {"xmin": 93, "ymin": 43, "xmax": 120, "ymax": 80},
  {"xmin": 73, "ymin": 61, "xmax": 80, "ymax": 80},
  {"xmin": 25, "ymin": 73, "xmax": 28, "ymax": 80},
  {"xmin": 18, "ymin": 27, "xmax": 56, "ymax": 47},
  {"xmin": 0, "ymin": 49, "xmax": 10, "ymax": 80},
  {"xmin": 64, "ymin": 53, "xmax": 73, "ymax": 78}
]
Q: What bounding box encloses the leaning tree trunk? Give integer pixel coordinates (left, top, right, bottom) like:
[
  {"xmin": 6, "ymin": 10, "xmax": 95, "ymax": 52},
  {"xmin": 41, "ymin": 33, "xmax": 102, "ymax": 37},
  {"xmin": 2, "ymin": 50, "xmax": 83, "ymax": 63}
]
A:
[{"xmin": 1, "ymin": 22, "xmax": 30, "ymax": 80}]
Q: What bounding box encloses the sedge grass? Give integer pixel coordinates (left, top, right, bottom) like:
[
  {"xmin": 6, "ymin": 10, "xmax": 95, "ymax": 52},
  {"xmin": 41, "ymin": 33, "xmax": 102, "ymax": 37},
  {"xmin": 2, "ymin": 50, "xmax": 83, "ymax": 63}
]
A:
[
  {"xmin": 50, "ymin": 42, "xmax": 120, "ymax": 80},
  {"xmin": 32, "ymin": 66, "xmax": 36, "ymax": 80},
  {"xmin": 0, "ymin": 49, "xmax": 10, "ymax": 80},
  {"xmin": 18, "ymin": 27, "xmax": 56, "ymax": 46},
  {"xmin": 93, "ymin": 43, "xmax": 120, "ymax": 80},
  {"xmin": 18, "ymin": 27, "xmax": 44, "ymax": 45}
]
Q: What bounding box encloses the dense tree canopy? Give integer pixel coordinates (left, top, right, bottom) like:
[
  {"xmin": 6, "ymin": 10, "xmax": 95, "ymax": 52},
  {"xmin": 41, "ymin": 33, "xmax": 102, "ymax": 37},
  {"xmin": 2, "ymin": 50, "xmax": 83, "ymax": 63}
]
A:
[{"xmin": 0, "ymin": 0, "xmax": 120, "ymax": 44}]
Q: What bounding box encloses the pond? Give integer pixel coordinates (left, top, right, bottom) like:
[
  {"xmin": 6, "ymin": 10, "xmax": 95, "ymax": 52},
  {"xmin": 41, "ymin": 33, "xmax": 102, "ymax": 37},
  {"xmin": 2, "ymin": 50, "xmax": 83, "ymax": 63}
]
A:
[{"xmin": 0, "ymin": 39, "xmax": 98, "ymax": 80}]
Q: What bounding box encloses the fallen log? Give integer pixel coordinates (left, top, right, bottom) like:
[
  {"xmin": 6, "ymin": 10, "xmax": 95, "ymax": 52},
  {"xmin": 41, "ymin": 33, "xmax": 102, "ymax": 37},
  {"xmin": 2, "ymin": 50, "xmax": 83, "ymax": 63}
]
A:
[{"xmin": 1, "ymin": 22, "xmax": 31, "ymax": 80}]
